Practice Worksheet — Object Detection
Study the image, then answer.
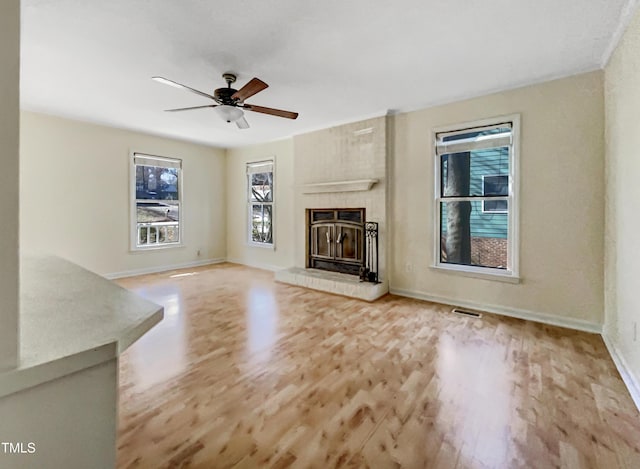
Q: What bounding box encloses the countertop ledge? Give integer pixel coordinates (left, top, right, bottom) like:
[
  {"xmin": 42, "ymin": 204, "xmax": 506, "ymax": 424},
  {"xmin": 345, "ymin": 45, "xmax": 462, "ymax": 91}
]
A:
[{"xmin": 0, "ymin": 254, "xmax": 163, "ymax": 399}]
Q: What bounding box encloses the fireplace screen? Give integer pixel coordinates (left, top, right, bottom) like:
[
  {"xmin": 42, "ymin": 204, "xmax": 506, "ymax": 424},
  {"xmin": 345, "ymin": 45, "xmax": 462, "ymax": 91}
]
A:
[{"xmin": 307, "ymin": 208, "xmax": 365, "ymax": 275}]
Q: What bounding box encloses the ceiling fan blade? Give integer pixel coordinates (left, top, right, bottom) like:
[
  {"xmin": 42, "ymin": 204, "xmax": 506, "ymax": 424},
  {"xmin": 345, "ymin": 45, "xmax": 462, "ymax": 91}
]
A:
[
  {"xmin": 152, "ymin": 76, "xmax": 216, "ymax": 101},
  {"xmin": 165, "ymin": 105, "xmax": 218, "ymax": 112},
  {"xmin": 236, "ymin": 115, "xmax": 250, "ymax": 129},
  {"xmin": 231, "ymin": 77, "xmax": 268, "ymax": 102},
  {"xmin": 244, "ymin": 104, "xmax": 298, "ymax": 120}
]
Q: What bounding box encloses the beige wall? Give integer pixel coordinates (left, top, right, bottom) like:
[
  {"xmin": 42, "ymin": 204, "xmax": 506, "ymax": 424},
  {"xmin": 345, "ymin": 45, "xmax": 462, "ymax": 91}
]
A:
[
  {"xmin": 604, "ymin": 8, "xmax": 640, "ymax": 390},
  {"xmin": 226, "ymin": 139, "xmax": 295, "ymax": 270},
  {"xmin": 0, "ymin": 0, "xmax": 20, "ymax": 370},
  {"xmin": 390, "ymin": 71, "xmax": 605, "ymax": 328},
  {"xmin": 20, "ymin": 112, "xmax": 226, "ymax": 276}
]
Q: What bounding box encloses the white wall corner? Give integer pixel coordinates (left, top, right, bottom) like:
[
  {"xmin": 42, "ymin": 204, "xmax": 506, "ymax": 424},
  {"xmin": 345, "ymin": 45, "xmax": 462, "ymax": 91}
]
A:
[
  {"xmin": 389, "ymin": 287, "xmax": 603, "ymax": 334},
  {"xmin": 601, "ymin": 0, "xmax": 640, "ymax": 68},
  {"xmin": 601, "ymin": 333, "xmax": 640, "ymax": 412},
  {"xmin": 103, "ymin": 258, "xmax": 226, "ymax": 280}
]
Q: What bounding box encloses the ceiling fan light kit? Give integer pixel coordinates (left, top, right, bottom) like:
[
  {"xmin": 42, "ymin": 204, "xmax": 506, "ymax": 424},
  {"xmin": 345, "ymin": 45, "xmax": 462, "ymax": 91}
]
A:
[
  {"xmin": 152, "ymin": 72, "xmax": 298, "ymax": 130},
  {"xmin": 214, "ymin": 105, "xmax": 244, "ymax": 123}
]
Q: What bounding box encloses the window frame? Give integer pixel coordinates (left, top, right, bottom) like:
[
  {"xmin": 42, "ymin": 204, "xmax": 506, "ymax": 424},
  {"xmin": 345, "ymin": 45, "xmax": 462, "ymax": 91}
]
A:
[
  {"xmin": 246, "ymin": 159, "xmax": 275, "ymax": 249},
  {"xmin": 432, "ymin": 114, "xmax": 520, "ymax": 282},
  {"xmin": 130, "ymin": 151, "xmax": 184, "ymax": 251},
  {"xmin": 481, "ymin": 174, "xmax": 509, "ymax": 214}
]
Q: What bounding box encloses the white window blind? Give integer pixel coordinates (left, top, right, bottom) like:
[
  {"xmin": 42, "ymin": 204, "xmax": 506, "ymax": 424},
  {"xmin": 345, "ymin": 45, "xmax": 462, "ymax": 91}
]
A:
[
  {"xmin": 436, "ymin": 123, "xmax": 512, "ymax": 156},
  {"xmin": 134, "ymin": 153, "xmax": 182, "ymax": 169},
  {"xmin": 246, "ymin": 160, "xmax": 273, "ymax": 174}
]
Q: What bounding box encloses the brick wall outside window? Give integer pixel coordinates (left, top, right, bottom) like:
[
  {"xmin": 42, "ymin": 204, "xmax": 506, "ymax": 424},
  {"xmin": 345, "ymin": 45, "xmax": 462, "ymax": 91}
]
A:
[{"xmin": 471, "ymin": 237, "xmax": 507, "ymax": 269}]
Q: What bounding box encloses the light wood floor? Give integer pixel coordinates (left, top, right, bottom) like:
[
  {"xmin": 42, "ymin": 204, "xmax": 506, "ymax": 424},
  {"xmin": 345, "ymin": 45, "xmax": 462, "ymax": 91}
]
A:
[{"xmin": 116, "ymin": 263, "xmax": 640, "ymax": 468}]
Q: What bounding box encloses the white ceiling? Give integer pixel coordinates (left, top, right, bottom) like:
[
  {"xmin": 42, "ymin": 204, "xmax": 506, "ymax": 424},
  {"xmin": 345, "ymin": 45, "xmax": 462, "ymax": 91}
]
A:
[{"xmin": 21, "ymin": 0, "xmax": 630, "ymax": 148}]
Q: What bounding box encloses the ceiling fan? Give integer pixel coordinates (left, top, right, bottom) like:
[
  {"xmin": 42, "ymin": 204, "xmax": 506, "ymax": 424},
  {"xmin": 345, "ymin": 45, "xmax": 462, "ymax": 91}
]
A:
[{"xmin": 152, "ymin": 73, "xmax": 298, "ymax": 129}]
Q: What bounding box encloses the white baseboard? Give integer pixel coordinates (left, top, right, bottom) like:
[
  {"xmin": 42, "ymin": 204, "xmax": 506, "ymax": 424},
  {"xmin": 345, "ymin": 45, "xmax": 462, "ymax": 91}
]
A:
[
  {"xmin": 225, "ymin": 258, "xmax": 284, "ymax": 272},
  {"xmin": 389, "ymin": 287, "xmax": 602, "ymax": 334},
  {"xmin": 103, "ymin": 258, "xmax": 226, "ymax": 279},
  {"xmin": 602, "ymin": 334, "xmax": 640, "ymax": 412}
]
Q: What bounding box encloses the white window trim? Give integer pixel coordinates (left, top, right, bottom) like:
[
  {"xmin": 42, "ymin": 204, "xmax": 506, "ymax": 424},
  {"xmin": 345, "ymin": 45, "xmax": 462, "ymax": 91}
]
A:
[
  {"xmin": 431, "ymin": 114, "xmax": 520, "ymax": 282},
  {"xmin": 130, "ymin": 151, "xmax": 184, "ymax": 251},
  {"xmin": 247, "ymin": 158, "xmax": 276, "ymax": 249},
  {"xmin": 481, "ymin": 174, "xmax": 509, "ymax": 214}
]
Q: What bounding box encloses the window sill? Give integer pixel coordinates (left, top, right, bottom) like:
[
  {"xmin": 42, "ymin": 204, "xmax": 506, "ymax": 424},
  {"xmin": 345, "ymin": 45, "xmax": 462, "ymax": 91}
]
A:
[
  {"xmin": 247, "ymin": 242, "xmax": 275, "ymax": 250},
  {"xmin": 130, "ymin": 243, "xmax": 185, "ymax": 253},
  {"xmin": 430, "ymin": 263, "xmax": 520, "ymax": 284}
]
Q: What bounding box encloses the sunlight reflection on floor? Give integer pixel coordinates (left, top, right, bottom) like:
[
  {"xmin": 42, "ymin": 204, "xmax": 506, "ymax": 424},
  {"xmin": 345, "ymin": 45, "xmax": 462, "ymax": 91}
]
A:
[
  {"xmin": 125, "ymin": 284, "xmax": 187, "ymax": 389},
  {"xmin": 436, "ymin": 333, "xmax": 511, "ymax": 466},
  {"xmin": 246, "ymin": 286, "xmax": 279, "ymax": 362}
]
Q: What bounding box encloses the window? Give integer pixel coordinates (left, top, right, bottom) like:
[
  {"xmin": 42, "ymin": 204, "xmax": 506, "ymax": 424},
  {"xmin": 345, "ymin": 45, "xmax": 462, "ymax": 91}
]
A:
[
  {"xmin": 434, "ymin": 115, "xmax": 519, "ymax": 279},
  {"xmin": 247, "ymin": 160, "xmax": 274, "ymax": 246},
  {"xmin": 482, "ymin": 175, "xmax": 508, "ymax": 213},
  {"xmin": 131, "ymin": 153, "xmax": 182, "ymax": 249}
]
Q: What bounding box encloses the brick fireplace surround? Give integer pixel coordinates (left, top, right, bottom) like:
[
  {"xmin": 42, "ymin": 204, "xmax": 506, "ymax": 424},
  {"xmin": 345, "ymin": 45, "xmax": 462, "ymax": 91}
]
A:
[{"xmin": 275, "ymin": 116, "xmax": 389, "ymax": 301}]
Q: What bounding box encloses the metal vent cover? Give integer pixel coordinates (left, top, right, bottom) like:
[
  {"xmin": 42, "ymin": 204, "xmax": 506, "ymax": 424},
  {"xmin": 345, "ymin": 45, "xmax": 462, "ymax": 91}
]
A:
[{"xmin": 451, "ymin": 308, "xmax": 482, "ymax": 318}]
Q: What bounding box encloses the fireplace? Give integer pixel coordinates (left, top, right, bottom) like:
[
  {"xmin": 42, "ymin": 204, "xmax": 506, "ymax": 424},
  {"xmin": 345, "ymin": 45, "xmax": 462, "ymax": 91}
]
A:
[
  {"xmin": 307, "ymin": 208, "xmax": 365, "ymax": 275},
  {"xmin": 277, "ymin": 117, "xmax": 388, "ymax": 300}
]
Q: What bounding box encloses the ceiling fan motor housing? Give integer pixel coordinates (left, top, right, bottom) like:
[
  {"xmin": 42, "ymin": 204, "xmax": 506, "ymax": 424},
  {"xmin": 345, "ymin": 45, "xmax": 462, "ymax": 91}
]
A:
[{"xmin": 214, "ymin": 87, "xmax": 239, "ymax": 105}]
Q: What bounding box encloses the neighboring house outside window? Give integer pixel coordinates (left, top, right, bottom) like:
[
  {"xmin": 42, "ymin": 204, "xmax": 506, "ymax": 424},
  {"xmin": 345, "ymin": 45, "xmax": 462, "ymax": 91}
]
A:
[
  {"xmin": 131, "ymin": 153, "xmax": 182, "ymax": 250},
  {"xmin": 247, "ymin": 160, "xmax": 274, "ymax": 246},
  {"xmin": 434, "ymin": 115, "xmax": 519, "ymax": 280},
  {"xmin": 482, "ymin": 175, "xmax": 508, "ymax": 213}
]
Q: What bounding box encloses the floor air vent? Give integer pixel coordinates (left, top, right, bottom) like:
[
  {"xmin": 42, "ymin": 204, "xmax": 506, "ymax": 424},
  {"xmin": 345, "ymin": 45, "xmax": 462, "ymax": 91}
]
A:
[{"xmin": 451, "ymin": 308, "xmax": 482, "ymax": 318}]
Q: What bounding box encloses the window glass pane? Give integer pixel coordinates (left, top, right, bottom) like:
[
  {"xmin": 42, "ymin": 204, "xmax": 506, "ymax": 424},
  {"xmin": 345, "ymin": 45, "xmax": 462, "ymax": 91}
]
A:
[
  {"xmin": 136, "ymin": 201, "xmax": 179, "ymax": 223},
  {"xmin": 148, "ymin": 226, "xmax": 157, "ymax": 244},
  {"xmin": 251, "ymin": 204, "xmax": 273, "ymax": 243},
  {"xmin": 440, "ymin": 200, "xmax": 508, "ymax": 269},
  {"xmin": 250, "ymin": 172, "xmax": 273, "ymax": 202},
  {"xmin": 483, "ymin": 200, "xmax": 508, "ymax": 212},
  {"xmin": 136, "ymin": 165, "xmax": 179, "ymax": 200},
  {"xmin": 138, "ymin": 226, "xmax": 147, "ymax": 245},
  {"xmin": 440, "ymin": 147, "xmax": 509, "ymax": 197},
  {"xmin": 164, "ymin": 225, "xmax": 180, "ymax": 243},
  {"xmin": 136, "ymin": 201, "xmax": 180, "ymax": 246},
  {"xmin": 481, "ymin": 175, "xmax": 508, "ymax": 212},
  {"xmin": 483, "ymin": 175, "xmax": 508, "ymax": 196},
  {"xmin": 137, "ymin": 225, "xmax": 180, "ymax": 245}
]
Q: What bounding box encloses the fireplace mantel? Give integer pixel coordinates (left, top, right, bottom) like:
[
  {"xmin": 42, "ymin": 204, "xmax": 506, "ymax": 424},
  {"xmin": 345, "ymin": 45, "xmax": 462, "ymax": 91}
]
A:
[{"xmin": 301, "ymin": 179, "xmax": 379, "ymax": 194}]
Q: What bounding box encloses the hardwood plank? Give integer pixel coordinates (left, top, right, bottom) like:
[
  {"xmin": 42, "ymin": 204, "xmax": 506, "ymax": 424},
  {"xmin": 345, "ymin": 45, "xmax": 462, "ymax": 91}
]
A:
[{"xmin": 116, "ymin": 263, "xmax": 640, "ymax": 468}]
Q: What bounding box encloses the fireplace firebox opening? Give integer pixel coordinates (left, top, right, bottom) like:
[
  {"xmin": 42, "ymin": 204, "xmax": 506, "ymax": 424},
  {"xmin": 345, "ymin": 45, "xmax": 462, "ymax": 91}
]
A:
[{"xmin": 306, "ymin": 208, "xmax": 365, "ymax": 276}]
